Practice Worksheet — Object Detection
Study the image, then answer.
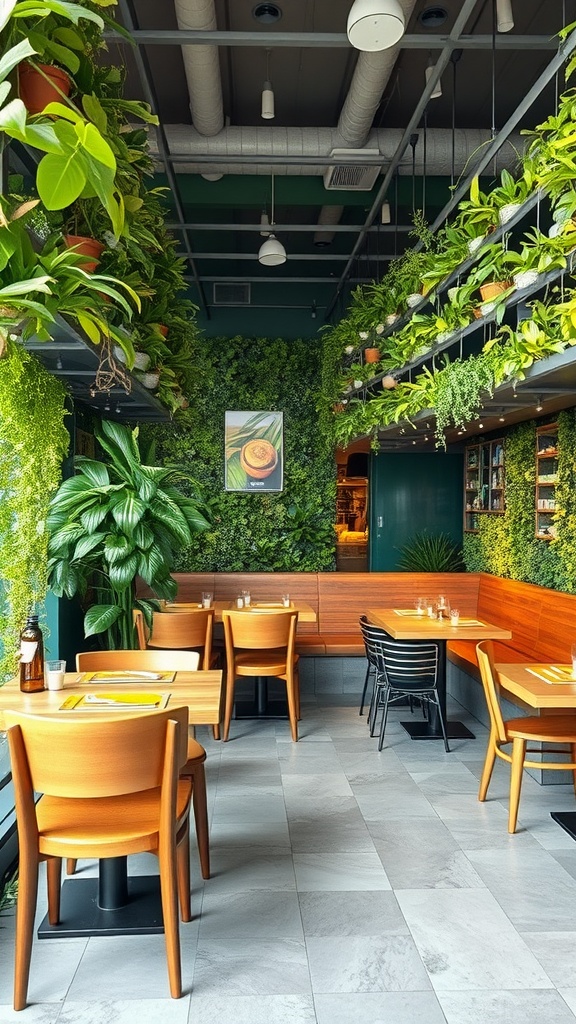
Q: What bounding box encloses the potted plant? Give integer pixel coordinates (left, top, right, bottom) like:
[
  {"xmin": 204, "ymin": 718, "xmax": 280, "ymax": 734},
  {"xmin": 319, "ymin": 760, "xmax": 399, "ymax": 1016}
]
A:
[
  {"xmin": 47, "ymin": 419, "xmax": 210, "ymax": 649},
  {"xmin": 467, "ymin": 242, "xmax": 515, "ymax": 317},
  {"xmin": 488, "ymin": 163, "xmax": 538, "ymax": 225},
  {"xmin": 501, "ymin": 227, "xmax": 571, "ymax": 289},
  {"xmin": 454, "ymin": 176, "xmax": 499, "ymax": 251}
]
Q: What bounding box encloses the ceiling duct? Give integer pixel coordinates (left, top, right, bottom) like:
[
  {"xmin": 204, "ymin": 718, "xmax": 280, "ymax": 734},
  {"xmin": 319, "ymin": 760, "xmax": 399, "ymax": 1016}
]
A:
[
  {"xmin": 174, "ymin": 0, "xmax": 223, "ymax": 137},
  {"xmin": 213, "ymin": 282, "xmax": 251, "ymax": 306},
  {"xmin": 323, "ymin": 150, "xmax": 382, "ymax": 190}
]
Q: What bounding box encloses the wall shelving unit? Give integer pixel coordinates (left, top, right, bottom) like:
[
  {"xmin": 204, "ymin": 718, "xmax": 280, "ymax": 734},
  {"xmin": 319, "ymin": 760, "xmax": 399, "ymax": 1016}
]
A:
[
  {"xmin": 535, "ymin": 422, "xmax": 559, "ymax": 540},
  {"xmin": 464, "ymin": 438, "xmax": 505, "ymax": 533}
]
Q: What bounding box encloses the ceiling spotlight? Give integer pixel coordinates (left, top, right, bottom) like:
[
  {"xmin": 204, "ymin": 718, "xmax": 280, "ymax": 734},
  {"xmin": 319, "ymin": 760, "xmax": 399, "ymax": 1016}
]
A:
[
  {"xmin": 496, "ymin": 0, "xmax": 514, "ymax": 33},
  {"xmin": 261, "ymin": 49, "xmax": 274, "ymax": 120},
  {"xmin": 424, "ymin": 435, "xmax": 429, "ymax": 442},
  {"xmin": 201, "ymin": 172, "xmax": 224, "ymax": 181},
  {"xmin": 252, "ymin": 3, "xmax": 282, "ymax": 23},
  {"xmin": 425, "ymin": 56, "xmax": 442, "ymax": 99},
  {"xmin": 536, "ymin": 396, "xmax": 543, "ymax": 412},
  {"xmin": 258, "ymin": 173, "xmax": 287, "ymax": 265},
  {"xmin": 347, "ymin": 0, "xmax": 405, "ymax": 52},
  {"xmin": 412, "ymin": 439, "xmax": 417, "ymax": 445},
  {"xmin": 419, "ymin": 6, "xmax": 448, "ymax": 29}
]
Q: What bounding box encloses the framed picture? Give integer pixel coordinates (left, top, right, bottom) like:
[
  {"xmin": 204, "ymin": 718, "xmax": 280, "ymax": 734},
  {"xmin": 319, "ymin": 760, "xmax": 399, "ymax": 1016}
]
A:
[{"xmin": 225, "ymin": 411, "xmax": 284, "ymax": 492}]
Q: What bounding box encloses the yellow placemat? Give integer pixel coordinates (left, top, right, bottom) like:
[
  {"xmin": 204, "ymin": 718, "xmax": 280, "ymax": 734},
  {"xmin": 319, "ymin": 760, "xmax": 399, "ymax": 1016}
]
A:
[
  {"xmin": 60, "ymin": 691, "xmax": 171, "ymax": 711},
  {"xmin": 82, "ymin": 670, "xmax": 176, "ymax": 684},
  {"xmin": 527, "ymin": 665, "xmax": 576, "ymax": 685},
  {"xmin": 393, "ymin": 609, "xmax": 421, "ymax": 616}
]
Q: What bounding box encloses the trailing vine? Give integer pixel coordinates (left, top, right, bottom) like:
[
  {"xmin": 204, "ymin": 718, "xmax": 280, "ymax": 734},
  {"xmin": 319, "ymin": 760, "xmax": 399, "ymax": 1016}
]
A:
[
  {"xmin": 141, "ymin": 335, "xmax": 336, "ymax": 572},
  {"xmin": 0, "ymin": 342, "xmax": 69, "ymax": 681}
]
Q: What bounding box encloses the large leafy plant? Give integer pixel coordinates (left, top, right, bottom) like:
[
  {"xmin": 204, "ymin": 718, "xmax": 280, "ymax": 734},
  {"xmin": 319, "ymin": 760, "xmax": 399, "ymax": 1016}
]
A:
[{"xmin": 46, "ymin": 419, "xmax": 210, "ymax": 649}]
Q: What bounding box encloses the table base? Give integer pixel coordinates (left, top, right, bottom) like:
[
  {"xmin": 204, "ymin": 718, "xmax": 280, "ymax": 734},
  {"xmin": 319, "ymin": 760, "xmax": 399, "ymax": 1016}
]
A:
[
  {"xmin": 401, "ymin": 720, "xmax": 475, "ymax": 741},
  {"xmin": 38, "ymin": 876, "xmax": 164, "ymax": 939},
  {"xmin": 234, "ymin": 676, "xmax": 288, "ymax": 720},
  {"xmin": 550, "ymin": 811, "xmax": 576, "ymax": 841}
]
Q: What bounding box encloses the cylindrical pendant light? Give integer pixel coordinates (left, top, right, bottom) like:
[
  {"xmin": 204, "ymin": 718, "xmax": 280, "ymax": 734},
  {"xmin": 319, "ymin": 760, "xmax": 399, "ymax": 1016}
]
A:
[
  {"xmin": 496, "ymin": 0, "xmax": 514, "ymax": 32},
  {"xmin": 347, "ymin": 0, "xmax": 405, "ymax": 52},
  {"xmin": 261, "ymin": 49, "xmax": 275, "ymax": 119}
]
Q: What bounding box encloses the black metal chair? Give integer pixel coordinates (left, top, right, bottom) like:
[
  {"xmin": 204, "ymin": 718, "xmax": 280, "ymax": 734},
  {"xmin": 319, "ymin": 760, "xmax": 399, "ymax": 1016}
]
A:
[
  {"xmin": 359, "ymin": 615, "xmax": 386, "ymax": 716},
  {"xmin": 366, "ymin": 633, "xmax": 449, "ymax": 753}
]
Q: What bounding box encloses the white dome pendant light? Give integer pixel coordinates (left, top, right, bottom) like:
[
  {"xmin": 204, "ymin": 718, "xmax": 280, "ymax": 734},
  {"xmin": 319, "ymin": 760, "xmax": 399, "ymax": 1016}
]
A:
[
  {"xmin": 347, "ymin": 0, "xmax": 405, "ymax": 52},
  {"xmin": 258, "ymin": 173, "xmax": 287, "ymax": 265}
]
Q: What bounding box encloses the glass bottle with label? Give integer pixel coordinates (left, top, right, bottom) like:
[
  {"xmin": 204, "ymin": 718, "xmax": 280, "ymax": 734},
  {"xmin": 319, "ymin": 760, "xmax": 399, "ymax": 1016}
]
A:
[{"xmin": 19, "ymin": 613, "xmax": 45, "ymax": 692}]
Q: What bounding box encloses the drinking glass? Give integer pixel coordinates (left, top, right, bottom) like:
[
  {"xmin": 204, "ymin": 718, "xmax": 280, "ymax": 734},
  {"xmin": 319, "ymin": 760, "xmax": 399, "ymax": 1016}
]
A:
[
  {"xmin": 235, "ymin": 594, "xmax": 245, "ymax": 608},
  {"xmin": 426, "ymin": 598, "xmax": 435, "ymax": 618},
  {"xmin": 201, "ymin": 591, "xmax": 213, "ymax": 609},
  {"xmin": 415, "ymin": 596, "xmax": 425, "ymax": 616},
  {"xmin": 437, "ymin": 593, "xmax": 447, "ymax": 611},
  {"xmin": 282, "ymin": 593, "xmax": 291, "ymax": 607},
  {"xmin": 450, "ymin": 608, "xmax": 460, "ymax": 627},
  {"xmin": 45, "ymin": 659, "xmax": 66, "ymax": 690},
  {"xmin": 242, "ymin": 589, "xmax": 251, "ymax": 607},
  {"xmin": 571, "ymin": 643, "xmax": 576, "ymax": 679}
]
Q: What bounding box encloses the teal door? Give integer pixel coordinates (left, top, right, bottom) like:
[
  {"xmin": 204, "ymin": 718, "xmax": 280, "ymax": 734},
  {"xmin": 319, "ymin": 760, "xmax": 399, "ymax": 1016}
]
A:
[{"xmin": 369, "ymin": 452, "xmax": 463, "ymax": 571}]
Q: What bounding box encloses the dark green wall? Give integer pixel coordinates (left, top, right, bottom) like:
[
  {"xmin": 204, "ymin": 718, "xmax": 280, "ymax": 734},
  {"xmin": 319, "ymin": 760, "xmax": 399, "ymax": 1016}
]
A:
[{"xmin": 369, "ymin": 452, "xmax": 464, "ymax": 571}]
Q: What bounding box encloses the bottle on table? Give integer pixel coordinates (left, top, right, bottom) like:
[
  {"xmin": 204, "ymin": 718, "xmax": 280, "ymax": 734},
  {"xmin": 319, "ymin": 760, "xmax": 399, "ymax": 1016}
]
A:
[{"xmin": 19, "ymin": 612, "xmax": 45, "ymax": 692}]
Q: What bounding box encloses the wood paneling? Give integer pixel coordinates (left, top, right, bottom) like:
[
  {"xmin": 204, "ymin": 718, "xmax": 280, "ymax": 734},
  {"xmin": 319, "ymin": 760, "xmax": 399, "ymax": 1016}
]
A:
[{"xmin": 477, "ymin": 576, "xmax": 540, "ymax": 657}]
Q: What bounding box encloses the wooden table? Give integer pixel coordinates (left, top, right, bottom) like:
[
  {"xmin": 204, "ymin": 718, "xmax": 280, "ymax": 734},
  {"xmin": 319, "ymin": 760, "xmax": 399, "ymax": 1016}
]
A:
[
  {"xmin": 367, "ymin": 608, "xmax": 512, "ymax": 741},
  {"xmin": 495, "ymin": 662, "xmax": 576, "ymax": 843},
  {"xmin": 1, "ymin": 669, "xmax": 223, "ymax": 940},
  {"xmin": 166, "ymin": 599, "xmax": 317, "ymax": 623}
]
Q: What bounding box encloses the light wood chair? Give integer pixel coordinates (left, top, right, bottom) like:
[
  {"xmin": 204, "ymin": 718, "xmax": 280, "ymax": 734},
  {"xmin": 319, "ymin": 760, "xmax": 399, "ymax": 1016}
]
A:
[
  {"xmin": 5, "ymin": 707, "xmax": 192, "ymax": 1009},
  {"xmin": 135, "ymin": 609, "xmax": 220, "ymax": 740},
  {"xmin": 222, "ymin": 609, "xmax": 299, "ymax": 742},
  {"xmin": 75, "ymin": 649, "xmax": 210, "ymax": 879},
  {"xmin": 477, "ymin": 640, "xmax": 576, "ymax": 833}
]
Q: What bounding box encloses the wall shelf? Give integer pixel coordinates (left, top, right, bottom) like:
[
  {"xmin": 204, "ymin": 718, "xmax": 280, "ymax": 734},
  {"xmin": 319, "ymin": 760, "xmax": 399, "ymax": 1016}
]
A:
[
  {"xmin": 464, "ymin": 438, "xmax": 505, "ymax": 532},
  {"xmin": 535, "ymin": 422, "xmax": 559, "ymax": 540}
]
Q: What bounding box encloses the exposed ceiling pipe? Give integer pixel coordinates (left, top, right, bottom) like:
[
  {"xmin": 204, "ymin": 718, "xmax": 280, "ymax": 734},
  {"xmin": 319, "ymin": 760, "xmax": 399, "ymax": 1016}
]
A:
[
  {"xmin": 174, "ymin": 0, "xmax": 223, "ymax": 137},
  {"xmin": 150, "ymin": 125, "xmax": 524, "ymax": 177}
]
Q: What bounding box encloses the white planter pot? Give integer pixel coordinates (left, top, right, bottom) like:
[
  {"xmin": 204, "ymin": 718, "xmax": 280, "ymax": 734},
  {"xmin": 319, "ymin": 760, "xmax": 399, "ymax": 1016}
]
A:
[
  {"xmin": 437, "ymin": 331, "xmax": 454, "ymax": 343},
  {"xmin": 133, "ymin": 351, "xmax": 151, "ymax": 371},
  {"xmin": 513, "ymin": 269, "xmax": 539, "ymax": 290},
  {"xmin": 480, "ymin": 300, "xmax": 496, "ymax": 316},
  {"xmin": 406, "ymin": 293, "xmax": 422, "ymax": 308},
  {"xmin": 498, "ymin": 202, "xmax": 522, "ymax": 225},
  {"xmin": 138, "ymin": 371, "xmax": 160, "ymax": 389},
  {"xmin": 112, "ymin": 345, "xmax": 127, "ymax": 364},
  {"xmin": 344, "ymin": 345, "xmax": 355, "ymax": 354},
  {"xmin": 467, "ymin": 234, "xmax": 483, "ymax": 254},
  {"xmin": 548, "ymin": 222, "xmax": 562, "ymax": 238},
  {"xmin": 385, "ymin": 313, "xmax": 400, "ymax": 326}
]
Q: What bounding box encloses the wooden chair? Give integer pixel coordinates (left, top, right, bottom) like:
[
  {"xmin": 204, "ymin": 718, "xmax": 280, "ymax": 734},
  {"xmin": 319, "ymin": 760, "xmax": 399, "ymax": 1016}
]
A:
[
  {"xmin": 222, "ymin": 609, "xmax": 299, "ymax": 742},
  {"xmin": 5, "ymin": 707, "xmax": 192, "ymax": 1009},
  {"xmin": 477, "ymin": 640, "xmax": 576, "ymax": 833},
  {"xmin": 135, "ymin": 609, "xmax": 220, "ymax": 740},
  {"xmin": 75, "ymin": 649, "xmax": 210, "ymax": 879}
]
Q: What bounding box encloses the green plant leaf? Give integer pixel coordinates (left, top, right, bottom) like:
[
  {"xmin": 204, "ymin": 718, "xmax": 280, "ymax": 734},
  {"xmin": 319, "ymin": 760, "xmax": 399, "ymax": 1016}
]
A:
[
  {"xmin": 36, "ymin": 151, "xmax": 87, "ymax": 210},
  {"xmin": 84, "ymin": 603, "xmax": 122, "ymax": 638}
]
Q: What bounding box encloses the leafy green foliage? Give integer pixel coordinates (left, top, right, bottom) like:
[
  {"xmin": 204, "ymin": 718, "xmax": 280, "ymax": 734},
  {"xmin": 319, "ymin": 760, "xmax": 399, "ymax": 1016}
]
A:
[
  {"xmin": 47, "ymin": 419, "xmax": 210, "ymax": 647},
  {"xmin": 0, "ymin": 342, "xmax": 69, "ymax": 681},
  {"xmin": 397, "ymin": 531, "xmax": 464, "ymax": 572},
  {"xmin": 141, "ymin": 335, "xmax": 337, "ymax": 573}
]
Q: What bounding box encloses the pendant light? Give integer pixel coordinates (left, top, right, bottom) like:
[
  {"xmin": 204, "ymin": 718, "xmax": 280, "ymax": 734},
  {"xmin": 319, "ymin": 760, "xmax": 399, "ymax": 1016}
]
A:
[
  {"xmin": 347, "ymin": 0, "xmax": 405, "ymax": 52},
  {"xmin": 425, "ymin": 54, "xmax": 442, "ymax": 99},
  {"xmin": 496, "ymin": 0, "xmax": 514, "ymax": 32},
  {"xmin": 261, "ymin": 49, "xmax": 275, "ymax": 119},
  {"xmin": 258, "ymin": 173, "xmax": 287, "ymax": 265}
]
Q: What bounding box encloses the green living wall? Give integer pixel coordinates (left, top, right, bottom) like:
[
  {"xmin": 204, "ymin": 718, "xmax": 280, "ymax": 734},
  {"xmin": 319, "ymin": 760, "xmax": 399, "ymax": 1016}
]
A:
[
  {"xmin": 142, "ymin": 335, "xmax": 336, "ymax": 572},
  {"xmin": 463, "ymin": 409, "xmax": 576, "ymax": 591}
]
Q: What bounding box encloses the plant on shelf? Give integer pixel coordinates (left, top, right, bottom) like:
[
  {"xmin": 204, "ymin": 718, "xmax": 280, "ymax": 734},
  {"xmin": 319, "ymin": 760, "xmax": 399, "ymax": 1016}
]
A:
[
  {"xmin": 397, "ymin": 531, "xmax": 464, "ymax": 572},
  {"xmin": 453, "ymin": 175, "xmax": 500, "ymax": 248},
  {"xmin": 47, "ymin": 419, "xmax": 210, "ymax": 649},
  {"xmin": 486, "ymin": 163, "xmax": 538, "ymax": 224},
  {"xmin": 466, "ymin": 241, "xmax": 515, "ymax": 320},
  {"xmin": 432, "ymin": 352, "xmax": 496, "ymax": 444},
  {"xmin": 501, "ymin": 226, "xmax": 572, "ymax": 288}
]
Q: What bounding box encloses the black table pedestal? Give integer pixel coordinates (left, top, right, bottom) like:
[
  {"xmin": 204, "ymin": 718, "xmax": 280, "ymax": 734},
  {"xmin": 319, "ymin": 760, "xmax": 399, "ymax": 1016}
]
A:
[{"xmin": 400, "ymin": 641, "xmax": 475, "ymax": 742}]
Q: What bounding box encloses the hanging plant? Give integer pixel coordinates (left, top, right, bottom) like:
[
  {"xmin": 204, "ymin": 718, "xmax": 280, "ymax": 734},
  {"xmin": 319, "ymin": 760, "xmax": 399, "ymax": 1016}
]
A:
[
  {"xmin": 433, "ymin": 354, "xmax": 496, "ymax": 446},
  {"xmin": 0, "ymin": 341, "xmax": 69, "ymax": 682}
]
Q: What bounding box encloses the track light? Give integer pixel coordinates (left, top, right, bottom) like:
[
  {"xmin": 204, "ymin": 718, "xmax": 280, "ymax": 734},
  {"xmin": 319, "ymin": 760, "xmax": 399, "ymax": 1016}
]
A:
[
  {"xmin": 261, "ymin": 49, "xmax": 274, "ymax": 119},
  {"xmin": 496, "ymin": 0, "xmax": 514, "ymax": 32},
  {"xmin": 536, "ymin": 396, "xmax": 543, "ymax": 412},
  {"xmin": 425, "ymin": 56, "xmax": 442, "ymax": 99},
  {"xmin": 347, "ymin": 0, "xmax": 405, "ymax": 52},
  {"xmin": 258, "ymin": 173, "xmax": 287, "ymax": 265}
]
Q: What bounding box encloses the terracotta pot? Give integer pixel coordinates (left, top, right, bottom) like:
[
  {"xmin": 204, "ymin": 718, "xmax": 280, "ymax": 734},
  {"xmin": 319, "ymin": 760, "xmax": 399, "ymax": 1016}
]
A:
[
  {"xmin": 158, "ymin": 324, "xmax": 169, "ymax": 338},
  {"xmin": 381, "ymin": 375, "xmax": 398, "ymax": 390},
  {"xmin": 64, "ymin": 235, "xmax": 105, "ymax": 273},
  {"xmin": 333, "ymin": 403, "xmax": 345, "ymax": 414},
  {"xmin": 364, "ymin": 347, "xmax": 381, "ymax": 363},
  {"xmin": 19, "ymin": 61, "xmax": 71, "ymax": 115},
  {"xmin": 479, "ymin": 280, "xmax": 513, "ymax": 302},
  {"xmin": 473, "ymin": 307, "xmax": 483, "ymax": 320}
]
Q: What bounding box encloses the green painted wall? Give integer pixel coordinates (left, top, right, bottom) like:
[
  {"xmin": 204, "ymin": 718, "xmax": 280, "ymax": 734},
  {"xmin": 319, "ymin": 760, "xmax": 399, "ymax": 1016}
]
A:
[{"xmin": 369, "ymin": 452, "xmax": 464, "ymax": 571}]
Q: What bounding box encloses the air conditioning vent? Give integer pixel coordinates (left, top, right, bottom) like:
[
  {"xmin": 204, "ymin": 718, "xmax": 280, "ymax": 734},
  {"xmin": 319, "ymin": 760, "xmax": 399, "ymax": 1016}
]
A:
[
  {"xmin": 213, "ymin": 283, "xmax": 251, "ymax": 306},
  {"xmin": 323, "ymin": 149, "xmax": 382, "ymax": 190}
]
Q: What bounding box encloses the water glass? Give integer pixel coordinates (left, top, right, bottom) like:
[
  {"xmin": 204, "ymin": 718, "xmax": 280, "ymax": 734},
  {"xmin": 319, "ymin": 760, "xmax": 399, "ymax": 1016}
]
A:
[
  {"xmin": 415, "ymin": 596, "xmax": 425, "ymax": 616},
  {"xmin": 437, "ymin": 594, "xmax": 447, "ymax": 611},
  {"xmin": 426, "ymin": 598, "xmax": 435, "ymax": 619},
  {"xmin": 45, "ymin": 659, "xmax": 66, "ymax": 690},
  {"xmin": 235, "ymin": 594, "xmax": 245, "ymax": 609},
  {"xmin": 450, "ymin": 608, "xmax": 460, "ymax": 627},
  {"xmin": 201, "ymin": 591, "xmax": 213, "ymax": 609},
  {"xmin": 282, "ymin": 593, "xmax": 291, "ymax": 607},
  {"xmin": 242, "ymin": 589, "xmax": 251, "ymax": 607},
  {"xmin": 571, "ymin": 643, "xmax": 576, "ymax": 679}
]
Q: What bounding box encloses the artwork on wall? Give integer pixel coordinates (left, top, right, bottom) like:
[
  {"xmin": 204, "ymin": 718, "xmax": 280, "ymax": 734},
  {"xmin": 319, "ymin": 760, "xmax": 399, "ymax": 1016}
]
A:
[{"xmin": 225, "ymin": 411, "xmax": 284, "ymax": 492}]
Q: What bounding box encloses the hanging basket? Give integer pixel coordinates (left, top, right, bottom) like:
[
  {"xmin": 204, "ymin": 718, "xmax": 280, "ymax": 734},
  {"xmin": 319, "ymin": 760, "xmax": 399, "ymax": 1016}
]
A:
[
  {"xmin": 18, "ymin": 61, "xmax": 71, "ymax": 114},
  {"xmin": 64, "ymin": 235, "xmax": 105, "ymax": 273}
]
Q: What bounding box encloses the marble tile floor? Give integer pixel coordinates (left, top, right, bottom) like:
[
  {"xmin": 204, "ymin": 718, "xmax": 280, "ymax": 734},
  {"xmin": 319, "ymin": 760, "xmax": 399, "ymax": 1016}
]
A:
[{"xmin": 2, "ymin": 694, "xmax": 576, "ymax": 1022}]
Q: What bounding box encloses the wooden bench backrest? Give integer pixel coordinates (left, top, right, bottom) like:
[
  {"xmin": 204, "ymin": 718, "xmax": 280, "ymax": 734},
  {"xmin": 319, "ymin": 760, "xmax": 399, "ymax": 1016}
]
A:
[
  {"xmin": 478, "ymin": 573, "xmax": 576, "ymax": 664},
  {"xmin": 174, "ymin": 572, "xmax": 320, "ymax": 635}
]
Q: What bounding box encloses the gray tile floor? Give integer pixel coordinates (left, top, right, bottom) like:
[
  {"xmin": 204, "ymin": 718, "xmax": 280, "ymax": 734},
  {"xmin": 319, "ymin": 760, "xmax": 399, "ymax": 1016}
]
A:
[{"xmin": 2, "ymin": 692, "xmax": 576, "ymax": 1022}]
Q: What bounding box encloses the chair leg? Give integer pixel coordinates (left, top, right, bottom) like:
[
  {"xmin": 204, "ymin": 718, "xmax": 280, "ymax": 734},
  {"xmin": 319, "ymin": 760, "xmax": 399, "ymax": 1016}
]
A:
[
  {"xmin": 479, "ymin": 729, "xmax": 498, "ymax": 802},
  {"xmin": 176, "ymin": 822, "xmax": 192, "ymax": 923},
  {"xmin": 158, "ymin": 842, "xmax": 182, "ymax": 999},
  {"xmin": 191, "ymin": 762, "xmax": 210, "ymax": 880},
  {"xmin": 46, "ymin": 857, "xmax": 62, "ymax": 926},
  {"xmin": 222, "ymin": 673, "xmax": 236, "ymax": 742},
  {"xmin": 212, "ymin": 723, "xmax": 220, "ymax": 740},
  {"xmin": 571, "ymin": 743, "xmax": 576, "ymax": 795},
  {"xmin": 359, "ymin": 663, "xmax": 373, "ymax": 716},
  {"xmin": 294, "ymin": 661, "xmax": 301, "ymax": 721},
  {"xmin": 13, "ymin": 849, "xmax": 39, "ymax": 1011},
  {"xmin": 377, "ymin": 685, "xmax": 392, "ymax": 751},
  {"xmin": 433, "ymin": 692, "xmax": 450, "ymax": 754},
  {"xmin": 285, "ymin": 668, "xmax": 299, "ymax": 742},
  {"xmin": 66, "ymin": 858, "xmax": 77, "ymax": 875},
  {"xmin": 508, "ymin": 736, "xmax": 526, "ymax": 834}
]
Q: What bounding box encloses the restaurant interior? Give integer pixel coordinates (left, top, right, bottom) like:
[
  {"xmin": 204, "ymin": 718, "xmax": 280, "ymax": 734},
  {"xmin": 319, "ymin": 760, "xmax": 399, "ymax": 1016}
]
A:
[{"xmin": 3, "ymin": 0, "xmax": 576, "ymax": 1020}]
